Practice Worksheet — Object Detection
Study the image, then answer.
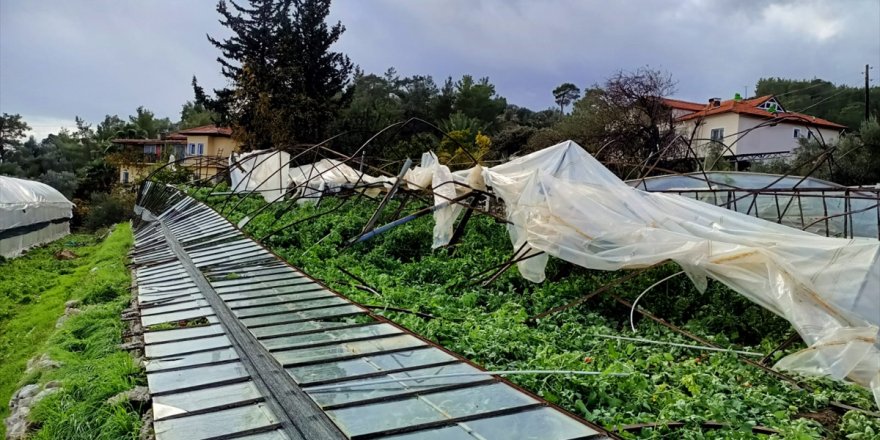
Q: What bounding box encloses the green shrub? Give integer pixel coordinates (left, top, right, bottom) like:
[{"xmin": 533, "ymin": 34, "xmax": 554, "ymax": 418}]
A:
[{"xmin": 82, "ymin": 192, "xmax": 135, "ymax": 231}]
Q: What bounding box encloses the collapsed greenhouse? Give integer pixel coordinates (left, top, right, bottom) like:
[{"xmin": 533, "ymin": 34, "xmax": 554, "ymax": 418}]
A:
[
  {"xmin": 0, "ymin": 175, "xmax": 74, "ymax": 259},
  {"xmin": 131, "ymin": 139, "xmax": 880, "ymax": 439}
]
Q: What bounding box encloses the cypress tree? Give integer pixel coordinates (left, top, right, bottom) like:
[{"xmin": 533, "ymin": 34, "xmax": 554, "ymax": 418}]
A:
[{"xmin": 208, "ymin": 0, "xmax": 352, "ymax": 150}]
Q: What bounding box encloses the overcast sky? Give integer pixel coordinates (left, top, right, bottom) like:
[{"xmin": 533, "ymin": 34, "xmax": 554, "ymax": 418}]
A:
[{"xmin": 1, "ymin": 0, "xmax": 878, "ymax": 140}]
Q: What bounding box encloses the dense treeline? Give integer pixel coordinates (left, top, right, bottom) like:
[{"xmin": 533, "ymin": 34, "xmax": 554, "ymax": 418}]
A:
[
  {"xmin": 2, "ymin": 0, "xmax": 879, "ymax": 216},
  {"xmin": 755, "ymin": 77, "xmax": 879, "ymax": 130}
]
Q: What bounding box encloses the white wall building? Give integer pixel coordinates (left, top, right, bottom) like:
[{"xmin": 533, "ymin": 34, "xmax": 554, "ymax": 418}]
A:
[{"xmin": 663, "ymin": 96, "xmax": 847, "ymax": 158}]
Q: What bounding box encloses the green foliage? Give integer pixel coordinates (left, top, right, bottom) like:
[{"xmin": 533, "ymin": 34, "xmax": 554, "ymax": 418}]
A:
[
  {"xmin": 81, "ymin": 192, "xmax": 135, "ymax": 231},
  {"xmin": 540, "ymin": 68, "xmax": 678, "ymax": 164},
  {"xmin": 553, "ymin": 82, "xmax": 582, "ymax": 114},
  {"xmin": 452, "ymin": 75, "xmax": 508, "ymax": 128},
  {"xmin": 0, "ymin": 112, "xmax": 30, "ymax": 162},
  {"xmin": 208, "ymin": 0, "xmax": 353, "ymax": 148},
  {"xmin": 753, "ymin": 119, "xmax": 880, "ymax": 186},
  {"xmin": 28, "ymin": 303, "xmax": 144, "ymax": 440},
  {"xmin": 754, "ymin": 78, "xmax": 879, "ymax": 129},
  {"xmin": 148, "ymin": 165, "xmax": 196, "ymax": 185},
  {"xmin": 189, "ymin": 188, "xmax": 878, "ymax": 439},
  {"xmin": 0, "ymin": 225, "xmax": 137, "ymax": 438}
]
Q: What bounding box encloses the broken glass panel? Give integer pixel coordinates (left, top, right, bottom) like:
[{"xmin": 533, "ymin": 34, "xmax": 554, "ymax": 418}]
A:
[
  {"xmin": 288, "ymin": 347, "xmax": 453, "ymax": 385},
  {"xmin": 305, "ymin": 362, "xmax": 484, "ymax": 407},
  {"xmin": 225, "ymin": 291, "xmax": 335, "ymax": 308},
  {"xmin": 144, "ymin": 324, "xmax": 224, "ymax": 345},
  {"xmin": 146, "ymin": 335, "xmax": 232, "ymax": 358},
  {"xmin": 152, "ymin": 403, "xmax": 279, "ymax": 440},
  {"xmin": 261, "ymin": 323, "xmax": 402, "ymax": 352},
  {"xmin": 249, "ymin": 318, "xmax": 375, "ymax": 340},
  {"xmin": 152, "ymin": 381, "xmax": 262, "ymax": 420},
  {"xmin": 218, "ymin": 283, "xmax": 325, "ymax": 300},
  {"xmin": 145, "ymin": 347, "xmax": 239, "ymax": 372},
  {"xmin": 326, "ymin": 383, "xmax": 537, "ymax": 437},
  {"xmin": 240, "ymin": 305, "xmax": 365, "ymax": 328},
  {"xmin": 274, "ymin": 334, "xmax": 427, "ymax": 367},
  {"xmin": 233, "ymin": 297, "xmax": 348, "ymax": 319},
  {"xmin": 147, "ymin": 362, "xmax": 249, "ymax": 394},
  {"xmin": 140, "ymin": 308, "xmax": 215, "ymax": 327},
  {"xmin": 463, "ymin": 406, "xmax": 601, "ymax": 439},
  {"xmin": 141, "ymin": 299, "xmax": 210, "ymax": 316}
]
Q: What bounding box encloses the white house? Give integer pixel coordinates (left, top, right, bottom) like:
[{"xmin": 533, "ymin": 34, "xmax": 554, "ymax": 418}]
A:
[{"xmin": 663, "ymin": 95, "xmax": 847, "ymax": 158}]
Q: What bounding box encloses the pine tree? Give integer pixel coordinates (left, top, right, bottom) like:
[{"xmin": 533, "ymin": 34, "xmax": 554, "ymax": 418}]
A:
[{"xmin": 207, "ymin": 0, "xmax": 352, "ymax": 150}]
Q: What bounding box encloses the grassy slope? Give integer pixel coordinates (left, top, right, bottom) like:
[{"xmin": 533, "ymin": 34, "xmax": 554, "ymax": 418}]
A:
[{"xmin": 0, "ymin": 224, "xmax": 140, "ymax": 439}]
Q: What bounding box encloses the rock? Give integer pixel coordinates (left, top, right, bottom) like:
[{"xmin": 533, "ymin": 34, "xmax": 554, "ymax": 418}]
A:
[
  {"xmin": 12, "ymin": 384, "xmax": 40, "ymax": 402},
  {"xmin": 65, "ymin": 300, "xmax": 80, "ymax": 310},
  {"xmin": 139, "ymin": 408, "xmax": 154, "ymax": 440},
  {"xmin": 5, "ymin": 383, "xmax": 61, "ymax": 439},
  {"xmin": 55, "ymin": 305, "xmax": 82, "ymax": 328},
  {"xmin": 43, "ymin": 380, "xmax": 62, "ymax": 389},
  {"xmin": 119, "ymin": 341, "xmax": 144, "ymax": 351},
  {"xmin": 107, "ymin": 386, "xmax": 150, "ymax": 406},
  {"xmin": 25, "ymin": 354, "xmax": 60, "ymax": 374},
  {"xmin": 54, "ymin": 249, "xmax": 78, "ymax": 260},
  {"xmin": 4, "ymin": 405, "xmax": 30, "ymax": 440}
]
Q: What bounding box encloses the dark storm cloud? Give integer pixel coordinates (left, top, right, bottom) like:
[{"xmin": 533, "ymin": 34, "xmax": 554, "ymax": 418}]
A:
[{"xmin": 1, "ymin": 0, "xmax": 878, "ymax": 138}]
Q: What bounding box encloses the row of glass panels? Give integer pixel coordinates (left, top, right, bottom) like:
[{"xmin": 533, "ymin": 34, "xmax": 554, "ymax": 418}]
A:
[{"xmin": 135, "ymin": 187, "xmax": 608, "ymax": 440}]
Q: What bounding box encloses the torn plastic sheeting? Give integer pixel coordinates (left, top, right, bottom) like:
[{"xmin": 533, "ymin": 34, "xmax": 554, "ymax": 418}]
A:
[
  {"xmin": 478, "ymin": 141, "xmax": 879, "ymax": 407},
  {"xmin": 289, "ymin": 159, "xmax": 395, "ymax": 204},
  {"xmin": 402, "ymin": 152, "xmax": 480, "ymax": 248},
  {"xmin": 229, "ymin": 149, "xmax": 291, "ymax": 203}
]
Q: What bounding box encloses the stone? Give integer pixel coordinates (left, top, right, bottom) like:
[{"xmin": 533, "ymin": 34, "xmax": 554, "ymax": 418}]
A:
[
  {"xmin": 12, "ymin": 384, "xmax": 40, "ymax": 402},
  {"xmin": 119, "ymin": 341, "xmax": 144, "ymax": 351},
  {"xmin": 54, "ymin": 249, "xmax": 78, "ymax": 260},
  {"xmin": 65, "ymin": 300, "xmax": 80, "ymax": 309},
  {"xmin": 107, "ymin": 386, "xmax": 151, "ymax": 405},
  {"xmin": 25, "ymin": 354, "xmax": 60, "ymax": 374},
  {"xmin": 4, "ymin": 405, "xmax": 30, "ymax": 440},
  {"xmin": 138, "ymin": 409, "xmax": 154, "ymax": 440},
  {"xmin": 5, "ymin": 383, "xmax": 61, "ymax": 439},
  {"xmin": 43, "ymin": 381, "xmax": 62, "ymax": 389}
]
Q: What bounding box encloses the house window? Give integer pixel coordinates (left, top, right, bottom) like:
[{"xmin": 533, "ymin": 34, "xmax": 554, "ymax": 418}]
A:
[
  {"xmin": 197, "ymin": 143, "xmax": 204, "ymax": 156},
  {"xmin": 187, "ymin": 143, "xmax": 196, "ymax": 155},
  {"xmin": 122, "ymin": 170, "xmax": 129, "ymax": 184},
  {"xmin": 793, "ymin": 128, "xmax": 801, "ymax": 138},
  {"xmin": 710, "ymin": 128, "xmax": 724, "ymax": 142},
  {"xmin": 143, "ymin": 145, "xmax": 156, "ymax": 154}
]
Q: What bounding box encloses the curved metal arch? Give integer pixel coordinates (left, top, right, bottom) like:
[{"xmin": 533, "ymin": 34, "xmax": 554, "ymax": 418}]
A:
[{"xmin": 225, "ymin": 117, "xmax": 487, "ymax": 229}]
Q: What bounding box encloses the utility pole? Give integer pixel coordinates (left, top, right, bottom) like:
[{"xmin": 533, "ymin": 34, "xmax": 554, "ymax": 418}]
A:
[{"xmin": 865, "ymin": 64, "xmax": 872, "ymax": 121}]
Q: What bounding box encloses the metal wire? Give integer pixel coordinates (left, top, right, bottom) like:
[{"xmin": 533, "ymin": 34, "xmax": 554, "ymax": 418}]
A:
[{"xmin": 306, "ymin": 370, "xmax": 632, "ymax": 392}]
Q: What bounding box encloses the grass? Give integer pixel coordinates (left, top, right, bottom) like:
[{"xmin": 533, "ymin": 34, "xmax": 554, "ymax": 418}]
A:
[{"xmin": 0, "ymin": 224, "xmax": 141, "ymax": 439}]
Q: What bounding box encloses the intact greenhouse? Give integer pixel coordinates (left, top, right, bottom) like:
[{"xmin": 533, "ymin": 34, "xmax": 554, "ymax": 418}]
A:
[{"xmin": 0, "ymin": 175, "xmax": 74, "ymax": 258}]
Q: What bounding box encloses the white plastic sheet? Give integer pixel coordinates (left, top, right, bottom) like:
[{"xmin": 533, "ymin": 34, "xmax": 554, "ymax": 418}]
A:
[
  {"xmin": 289, "ymin": 159, "xmax": 395, "ymax": 204},
  {"xmin": 1, "ymin": 175, "xmax": 74, "ymax": 258},
  {"xmin": 473, "ymin": 141, "xmax": 879, "ymax": 407},
  {"xmin": 229, "ymin": 150, "xmax": 291, "ymax": 203}
]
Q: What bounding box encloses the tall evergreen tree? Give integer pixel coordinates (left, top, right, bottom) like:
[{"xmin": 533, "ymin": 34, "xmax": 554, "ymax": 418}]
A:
[{"xmin": 208, "ymin": 0, "xmax": 352, "ymax": 150}]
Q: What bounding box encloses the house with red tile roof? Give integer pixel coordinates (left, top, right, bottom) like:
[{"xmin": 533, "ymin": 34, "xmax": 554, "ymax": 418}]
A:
[
  {"xmin": 662, "ymin": 95, "xmax": 846, "ymax": 158},
  {"xmin": 112, "ymin": 125, "xmax": 241, "ymax": 184}
]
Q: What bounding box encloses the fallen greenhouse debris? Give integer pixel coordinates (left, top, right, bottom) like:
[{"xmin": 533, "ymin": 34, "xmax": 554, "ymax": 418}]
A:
[
  {"xmin": 132, "ymin": 182, "xmax": 615, "ymax": 440},
  {"xmin": 234, "ymin": 140, "xmax": 879, "ymax": 407}
]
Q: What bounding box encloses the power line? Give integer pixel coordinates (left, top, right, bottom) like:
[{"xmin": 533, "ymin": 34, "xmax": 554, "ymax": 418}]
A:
[
  {"xmin": 791, "ymin": 88, "xmax": 849, "ymax": 115},
  {"xmin": 772, "ymin": 81, "xmax": 828, "ymax": 98}
]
